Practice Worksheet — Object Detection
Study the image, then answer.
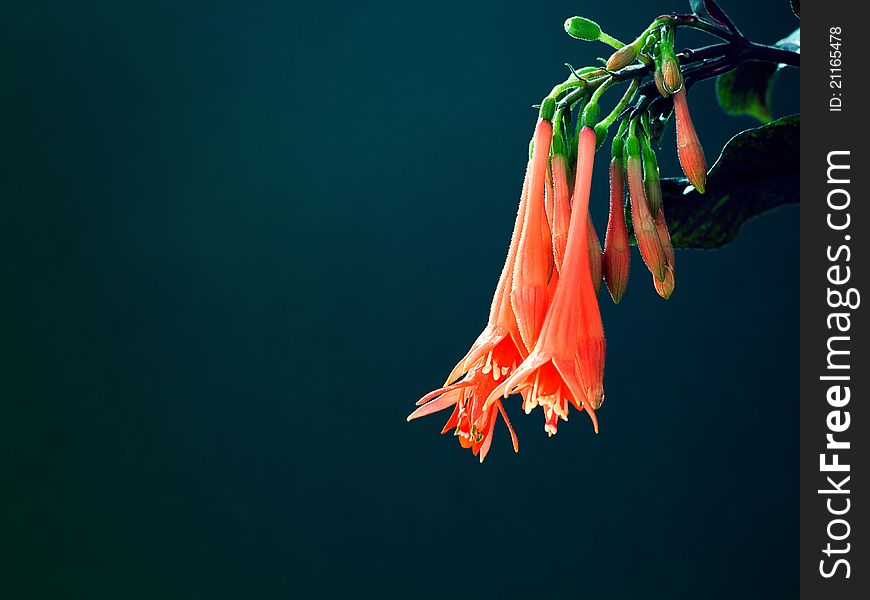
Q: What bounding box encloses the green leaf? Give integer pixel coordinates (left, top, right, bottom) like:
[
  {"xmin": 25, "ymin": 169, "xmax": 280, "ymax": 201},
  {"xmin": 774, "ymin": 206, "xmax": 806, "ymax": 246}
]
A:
[
  {"xmin": 715, "ymin": 28, "xmax": 799, "ymax": 123},
  {"xmin": 635, "ymin": 115, "xmax": 799, "ymax": 249}
]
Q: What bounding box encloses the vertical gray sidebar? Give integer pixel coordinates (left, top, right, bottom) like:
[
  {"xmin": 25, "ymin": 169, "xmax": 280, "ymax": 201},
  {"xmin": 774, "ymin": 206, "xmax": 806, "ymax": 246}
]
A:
[{"xmin": 801, "ymin": 1, "xmax": 865, "ymax": 597}]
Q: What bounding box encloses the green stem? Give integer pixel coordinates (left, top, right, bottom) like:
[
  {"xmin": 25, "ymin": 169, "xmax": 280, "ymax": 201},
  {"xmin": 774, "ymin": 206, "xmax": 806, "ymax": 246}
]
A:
[
  {"xmin": 598, "ymin": 79, "xmax": 639, "ymax": 129},
  {"xmin": 598, "ymin": 32, "xmax": 624, "ymax": 49}
]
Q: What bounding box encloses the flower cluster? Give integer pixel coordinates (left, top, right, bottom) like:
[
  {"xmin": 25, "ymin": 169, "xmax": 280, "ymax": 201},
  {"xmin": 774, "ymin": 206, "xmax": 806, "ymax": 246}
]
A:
[{"xmin": 409, "ymin": 13, "xmax": 708, "ymax": 461}]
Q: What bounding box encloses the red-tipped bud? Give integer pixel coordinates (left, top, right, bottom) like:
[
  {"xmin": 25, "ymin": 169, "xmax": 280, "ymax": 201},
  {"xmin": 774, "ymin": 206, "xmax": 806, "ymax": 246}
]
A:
[
  {"xmin": 673, "ymin": 89, "xmax": 707, "ymax": 194},
  {"xmin": 587, "ymin": 212, "xmax": 602, "ymax": 295},
  {"xmin": 627, "ymin": 155, "xmax": 666, "ymax": 282},
  {"xmin": 603, "ymin": 157, "xmax": 630, "ymax": 303},
  {"xmin": 652, "ymin": 206, "xmax": 675, "ymax": 299},
  {"xmin": 653, "ymin": 264, "xmax": 675, "ymax": 299},
  {"xmin": 606, "ymin": 44, "xmax": 638, "ymax": 71}
]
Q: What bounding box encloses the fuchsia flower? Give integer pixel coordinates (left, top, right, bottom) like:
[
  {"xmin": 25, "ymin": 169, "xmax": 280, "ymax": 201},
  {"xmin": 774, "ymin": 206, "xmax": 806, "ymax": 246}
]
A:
[
  {"xmin": 673, "ymin": 88, "xmax": 707, "ymax": 193},
  {"xmin": 409, "ymin": 15, "xmax": 716, "ymax": 458},
  {"xmin": 408, "ymin": 365, "xmax": 518, "ymax": 463},
  {"xmin": 486, "ymin": 126, "xmax": 605, "ymax": 433}
]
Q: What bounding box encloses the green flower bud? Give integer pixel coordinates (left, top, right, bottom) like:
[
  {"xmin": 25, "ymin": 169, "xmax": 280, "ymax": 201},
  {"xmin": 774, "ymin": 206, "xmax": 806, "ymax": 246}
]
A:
[
  {"xmin": 539, "ymin": 97, "xmax": 556, "ymax": 121},
  {"xmin": 581, "ymin": 102, "xmax": 600, "ymax": 128},
  {"xmin": 625, "ymin": 133, "xmax": 641, "ymax": 158},
  {"xmin": 594, "ymin": 123, "xmax": 608, "ymax": 148},
  {"xmin": 564, "ymin": 16, "xmax": 602, "ymax": 41},
  {"xmin": 552, "ymin": 124, "xmax": 566, "ymax": 157},
  {"xmin": 611, "ymin": 135, "xmax": 624, "ymax": 158}
]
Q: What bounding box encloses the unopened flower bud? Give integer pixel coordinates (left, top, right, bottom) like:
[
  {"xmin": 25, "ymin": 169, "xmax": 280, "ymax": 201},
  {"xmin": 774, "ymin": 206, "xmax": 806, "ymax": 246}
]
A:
[
  {"xmin": 661, "ymin": 56, "xmax": 683, "ymax": 93},
  {"xmin": 539, "ymin": 96, "xmax": 556, "ymax": 121},
  {"xmin": 652, "ymin": 207, "xmax": 675, "ymax": 299},
  {"xmin": 673, "ymin": 88, "xmax": 707, "ymax": 194},
  {"xmin": 654, "ymin": 264, "xmax": 675, "ymax": 299},
  {"xmin": 564, "ymin": 16, "xmax": 602, "ymax": 41},
  {"xmin": 606, "ymin": 44, "xmax": 638, "ymax": 71},
  {"xmin": 587, "ymin": 213, "xmax": 602, "ymax": 295},
  {"xmin": 594, "ymin": 123, "xmax": 608, "ymax": 148},
  {"xmin": 551, "ymin": 154, "xmax": 571, "ymax": 271},
  {"xmin": 603, "ymin": 156, "xmax": 630, "ymax": 303},
  {"xmin": 581, "ymin": 102, "xmax": 600, "ymax": 128},
  {"xmin": 627, "ymin": 153, "xmax": 666, "ymax": 282},
  {"xmin": 654, "ymin": 67, "xmax": 669, "ymax": 98},
  {"xmin": 642, "ymin": 142, "xmax": 662, "ymax": 216}
]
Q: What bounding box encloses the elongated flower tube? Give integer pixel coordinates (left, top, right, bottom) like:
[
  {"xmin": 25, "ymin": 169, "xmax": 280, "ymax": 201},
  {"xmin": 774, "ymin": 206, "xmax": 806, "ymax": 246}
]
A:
[
  {"xmin": 626, "ymin": 132, "xmax": 666, "ymax": 282},
  {"xmin": 603, "ymin": 145, "xmax": 630, "ymax": 303},
  {"xmin": 487, "ymin": 127, "xmax": 605, "ymax": 432},
  {"xmin": 673, "ymin": 88, "xmax": 707, "ymax": 193},
  {"xmin": 408, "ymin": 366, "xmax": 518, "ymax": 463},
  {"xmin": 652, "ymin": 206, "xmax": 675, "ymax": 299},
  {"xmin": 511, "ymin": 112, "xmax": 555, "ymax": 353},
  {"xmin": 587, "ymin": 213, "xmax": 602, "ymax": 295},
  {"xmin": 551, "ymin": 153, "xmax": 571, "ymax": 272}
]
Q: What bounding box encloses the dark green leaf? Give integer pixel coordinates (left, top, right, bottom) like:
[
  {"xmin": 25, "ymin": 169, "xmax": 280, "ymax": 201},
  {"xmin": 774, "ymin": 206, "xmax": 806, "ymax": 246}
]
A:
[
  {"xmin": 715, "ymin": 28, "xmax": 799, "ymax": 123},
  {"xmin": 635, "ymin": 115, "xmax": 799, "ymax": 249}
]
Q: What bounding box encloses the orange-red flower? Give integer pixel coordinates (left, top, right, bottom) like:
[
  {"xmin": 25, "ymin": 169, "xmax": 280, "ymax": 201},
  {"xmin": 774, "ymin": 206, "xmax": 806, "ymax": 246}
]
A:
[
  {"xmin": 487, "ymin": 127, "xmax": 605, "ymax": 432},
  {"xmin": 673, "ymin": 88, "xmax": 707, "ymax": 193},
  {"xmin": 443, "ymin": 174, "xmax": 529, "ymax": 387},
  {"xmin": 408, "ymin": 366, "xmax": 518, "ymax": 462}
]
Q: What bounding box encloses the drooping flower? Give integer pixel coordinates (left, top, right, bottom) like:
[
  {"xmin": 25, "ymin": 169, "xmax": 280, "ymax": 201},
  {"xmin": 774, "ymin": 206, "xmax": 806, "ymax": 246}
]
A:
[
  {"xmin": 511, "ymin": 116, "xmax": 555, "ymax": 353},
  {"xmin": 487, "ymin": 126, "xmax": 605, "ymax": 433},
  {"xmin": 603, "ymin": 145, "xmax": 630, "ymax": 303},
  {"xmin": 626, "ymin": 134, "xmax": 666, "ymax": 282},
  {"xmin": 673, "ymin": 88, "xmax": 707, "ymax": 193},
  {"xmin": 442, "ymin": 174, "xmax": 529, "ymax": 387},
  {"xmin": 408, "ymin": 366, "xmax": 518, "ymax": 462}
]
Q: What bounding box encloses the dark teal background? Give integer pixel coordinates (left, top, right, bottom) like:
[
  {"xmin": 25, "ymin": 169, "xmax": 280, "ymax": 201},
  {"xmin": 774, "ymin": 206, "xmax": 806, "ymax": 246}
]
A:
[{"xmin": 2, "ymin": 1, "xmax": 799, "ymax": 598}]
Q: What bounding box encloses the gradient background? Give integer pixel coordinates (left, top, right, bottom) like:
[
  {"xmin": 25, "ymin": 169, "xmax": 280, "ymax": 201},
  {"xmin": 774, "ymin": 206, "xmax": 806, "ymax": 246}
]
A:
[{"xmin": 1, "ymin": 1, "xmax": 799, "ymax": 598}]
